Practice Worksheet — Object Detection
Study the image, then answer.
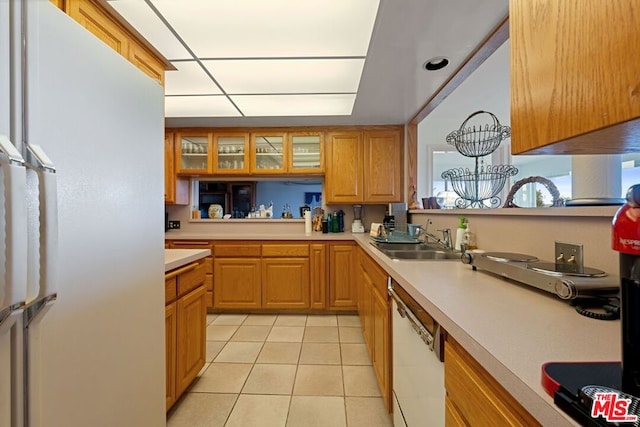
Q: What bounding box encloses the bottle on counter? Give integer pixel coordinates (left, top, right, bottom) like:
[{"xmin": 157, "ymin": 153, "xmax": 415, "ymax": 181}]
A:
[
  {"xmin": 462, "ymin": 222, "xmax": 477, "ymax": 250},
  {"xmin": 337, "ymin": 210, "xmax": 345, "ymax": 232},
  {"xmin": 454, "ymin": 216, "xmax": 467, "ymax": 251}
]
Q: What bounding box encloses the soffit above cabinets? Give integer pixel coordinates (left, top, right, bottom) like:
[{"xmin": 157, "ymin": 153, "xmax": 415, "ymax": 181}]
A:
[{"xmin": 106, "ymin": 0, "xmax": 508, "ymax": 126}]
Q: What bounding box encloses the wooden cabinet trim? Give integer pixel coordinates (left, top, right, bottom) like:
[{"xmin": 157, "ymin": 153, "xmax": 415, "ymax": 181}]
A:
[
  {"xmin": 177, "ymin": 263, "xmax": 206, "ymax": 297},
  {"xmin": 310, "ymin": 243, "xmax": 327, "ymax": 310},
  {"xmin": 215, "ymin": 243, "xmax": 262, "ymax": 257},
  {"xmin": 262, "ymin": 244, "xmax": 310, "ymax": 257},
  {"xmin": 165, "ymin": 276, "xmax": 177, "ymax": 304}
]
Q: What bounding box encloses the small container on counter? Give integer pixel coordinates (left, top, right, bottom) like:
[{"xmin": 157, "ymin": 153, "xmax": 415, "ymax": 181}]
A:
[{"xmin": 322, "ymin": 219, "xmax": 329, "ymax": 234}]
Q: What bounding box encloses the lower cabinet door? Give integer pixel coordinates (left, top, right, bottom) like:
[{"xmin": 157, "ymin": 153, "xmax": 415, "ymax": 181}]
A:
[
  {"xmin": 262, "ymin": 258, "xmax": 310, "ymax": 309},
  {"xmin": 328, "ymin": 243, "xmax": 358, "ymax": 309},
  {"xmin": 213, "ymin": 258, "xmax": 261, "ymax": 309},
  {"xmin": 165, "ymin": 302, "xmax": 177, "ymax": 411},
  {"xmin": 372, "ymin": 288, "xmax": 390, "ymax": 410},
  {"xmin": 176, "ymin": 285, "xmax": 206, "ymax": 397}
]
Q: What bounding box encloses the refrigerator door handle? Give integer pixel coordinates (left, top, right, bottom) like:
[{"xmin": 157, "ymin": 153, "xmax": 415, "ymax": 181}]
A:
[
  {"xmin": 22, "ymin": 144, "xmax": 57, "ymax": 427},
  {"xmin": 0, "ymin": 135, "xmax": 28, "ymax": 322},
  {"xmin": 25, "ymin": 144, "xmax": 57, "ymax": 302}
]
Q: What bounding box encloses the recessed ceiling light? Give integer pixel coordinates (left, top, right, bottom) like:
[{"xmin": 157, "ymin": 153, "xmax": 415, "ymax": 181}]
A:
[{"xmin": 423, "ymin": 57, "xmax": 449, "ymax": 71}]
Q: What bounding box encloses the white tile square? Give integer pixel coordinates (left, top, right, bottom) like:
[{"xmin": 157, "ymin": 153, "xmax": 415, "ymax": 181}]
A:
[
  {"xmin": 225, "ymin": 394, "xmax": 290, "ymax": 427},
  {"xmin": 211, "ymin": 314, "xmax": 248, "ymax": 325},
  {"xmin": 206, "ymin": 324, "xmax": 240, "ymax": 341},
  {"xmin": 267, "ymin": 326, "xmax": 305, "ymax": 342},
  {"xmin": 214, "ymin": 342, "xmax": 263, "ymax": 363}
]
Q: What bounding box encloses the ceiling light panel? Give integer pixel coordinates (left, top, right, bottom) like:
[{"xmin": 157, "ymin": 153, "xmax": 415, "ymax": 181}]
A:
[
  {"xmin": 165, "ymin": 61, "xmax": 223, "ymax": 95},
  {"xmin": 149, "ymin": 0, "xmax": 380, "ymax": 58},
  {"xmin": 107, "ymin": 0, "xmax": 191, "ymax": 60},
  {"xmin": 230, "ymin": 94, "xmax": 356, "ymax": 116},
  {"xmin": 201, "ymin": 59, "xmax": 364, "ymax": 94},
  {"xmin": 165, "ymin": 96, "xmax": 241, "ymax": 117}
]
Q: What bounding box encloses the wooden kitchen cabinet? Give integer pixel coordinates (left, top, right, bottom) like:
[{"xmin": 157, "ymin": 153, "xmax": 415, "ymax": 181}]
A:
[
  {"xmin": 250, "ymin": 132, "xmax": 288, "ymax": 174},
  {"xmin": 165, "ymin": 261, "xmax": 207, "ymax": 411},
  {"xmin": 288, "ymin": 132, "xmax": 324, "ymax": 174},
  {"xmin": 64, "ymin": 0, "xmax": 167, "ymax": 85},
  {"xmin": 165, "ymin": 298, "xmax": 177, "ymax": 409},
  {"xmin": 262, "ymin": 243, "xmax": 310, "ymax": 309},
  {"xmin": 262, "ymin": 258, "xmax": 310, "ymax": 309},
  {"xmin": 175, "ymin": 285, "xmax": 207, "ymax": 397},
  {"xmin": 444, "ymin": 337, "xmax": 540, "ymax": 426},
  {"xmin": 167, "ymin": 240, "xmax": 214, "ymax": 308},
  {"xmin": 213, "ymin": 132, "xmax": 250, "ymax": 175},
  {"xmin": 175, "ymin": 132, "xmax": 213, "ymax": 175},
  {"xmin": 509, "ymin": 0, "xmax": 640, "ymax": 154},
  {"xmin": 164, "ymin": 131, "xmax": 189, "ymax": 205},
  {"xmin": 363, "ymin": 130, "xmax": 402, "ymax": 202},
  {"xmin": 328, "ymin": 242, "xmax": 358, "ymax": 310},
  {"xmin": 325, "ymin": 129, "xmax": 403, "ymax": 203},
  {"xmin": 325, "ymin": 132, "xmax": 363, "ymax": 203},
  {"xmin": 357, "ymin": 248, "xmax": 392, "ymax": 412},
  {"xmin": 372, "ymin": 288, "xmax": 390, "ymax": 409},
  {"xmin": 358, "ymin": 259, "xmax": 374, "ymax": 356},
  {"xmin": 310, "ymin": 243, "xmax": 327, "ymax": 310},
  {"xmin": 213, "ymin": 258, "xmax": 261, "ymax": 309}
]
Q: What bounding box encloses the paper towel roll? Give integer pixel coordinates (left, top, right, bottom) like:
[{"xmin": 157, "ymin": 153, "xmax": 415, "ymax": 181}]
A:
[
  {"xmin": 572, "ymin": 155, "xmax": 622, "ymax": 199},
  {"xmin": 304, "ymin": 211, "xmax": 312, "ymax": 235}
]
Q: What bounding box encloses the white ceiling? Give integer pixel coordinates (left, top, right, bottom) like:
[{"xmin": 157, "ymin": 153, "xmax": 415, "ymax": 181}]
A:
[{"xmin": 107, "ymin": 0, "xmax": 509, "ymax": 127}]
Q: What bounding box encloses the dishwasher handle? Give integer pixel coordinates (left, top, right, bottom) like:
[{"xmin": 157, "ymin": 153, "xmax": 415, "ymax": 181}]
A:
[{"xmin": 388, "ymin": 277, "xmax": 435, "ymax": 351}]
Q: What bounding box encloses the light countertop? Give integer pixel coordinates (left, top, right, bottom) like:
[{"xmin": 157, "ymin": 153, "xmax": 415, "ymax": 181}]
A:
[
  {"xmin": 164, "ymin": 231, "xmax": 620, "ymax": 425},
  {"xmin": 165, "ymin": 248, "xmax": 211, "ymax": 272},
  {"xmin": 165, "ymin": 231, "xmax": 356, "ymax": 241},
  {"xmin": 352, "ymin": 234, "xmax": 619, "ymax": 427}
]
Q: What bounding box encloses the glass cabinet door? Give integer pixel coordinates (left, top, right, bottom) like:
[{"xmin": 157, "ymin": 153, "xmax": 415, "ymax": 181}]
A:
[
  {"xmin": 250, "ymin": 133, "xmax": 287, "ymax": 174},
  {"xmin": 289, "ymin": 133, "xmax": 324, "ymax": 173},
  {"xmin": 213, "ymin": 133, "xmax": 250, "ymax": 174},
  {"xmin": 176, "ymin": 133, "xmax": 212, "ymax": 174}
]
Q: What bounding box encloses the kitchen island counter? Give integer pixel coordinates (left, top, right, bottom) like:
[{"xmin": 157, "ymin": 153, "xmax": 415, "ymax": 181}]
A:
[{"xmin": 165, "ymin": 248, "xmax": 211, "ymax": 272}]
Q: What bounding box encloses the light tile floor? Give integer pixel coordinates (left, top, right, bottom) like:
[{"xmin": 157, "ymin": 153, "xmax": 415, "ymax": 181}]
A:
[{"xmin": 167, "ymin": 313, "xmax": 393, "ymax": 427}]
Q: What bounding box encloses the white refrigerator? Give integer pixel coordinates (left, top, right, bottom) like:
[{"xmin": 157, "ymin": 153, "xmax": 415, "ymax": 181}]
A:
[{"xmin": 0, "ymin": 1, "xmax": 166, "ymax": 426}]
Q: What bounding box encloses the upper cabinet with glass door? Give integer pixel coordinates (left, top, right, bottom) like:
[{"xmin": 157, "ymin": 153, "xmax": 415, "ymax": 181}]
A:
[
  {"xmin": 213, "ymin": 132, "xmax": 250, "ymax": 175},
  {"xmin": 250, "ymin": 132, "xmax": 287, "ymax": 175},
  {"xmin": 288, "ymin": 132, "xmax": 324, "ymax": 174},
  {"xmin": 175, "ymin": 132, "xmax": 212, "ymax": 175}
]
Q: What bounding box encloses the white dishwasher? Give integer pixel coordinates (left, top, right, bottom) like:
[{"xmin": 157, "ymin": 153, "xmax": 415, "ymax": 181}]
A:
[{"xmin": 388, "ymin": 279, "xmax": 445, "ymax": 427}]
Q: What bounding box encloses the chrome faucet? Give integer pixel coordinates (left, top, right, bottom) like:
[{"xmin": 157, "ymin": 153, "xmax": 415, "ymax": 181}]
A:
[{"xmin": 421, "ymin": 220, "xmax": 454, "ymax": 251}]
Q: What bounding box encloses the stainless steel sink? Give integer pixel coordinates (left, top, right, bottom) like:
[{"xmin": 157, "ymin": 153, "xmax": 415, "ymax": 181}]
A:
[
  {"xmin": 372, "ymin": 242, "xmax": 427, "ymax": 251},
  {"xmin": 381, "ymin": 250, "xmax": 461, "ymax": 261},
  {"xmin": 371, "ymin": 241, "xmax": 460, "ymax": 261}
]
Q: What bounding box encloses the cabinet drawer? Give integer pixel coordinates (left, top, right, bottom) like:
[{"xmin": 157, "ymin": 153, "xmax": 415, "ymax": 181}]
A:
[
  {"xmin": 177, "ymin": 263, "xmax": 206, "ymax": 296},
  {"xmin": 262, "ymin": 244, "xmax": 309, "ymax": 257},
  {"xmin": 444, "ymin": 338, "xmax": 540, "ymax": 427},
  {"xmin": 360, "ymin": 250, "xmax": 388, "ymax": 297},
  {"xmin": 205, "ymin": 274, "xmax": 213, "ymax": 291},
  {"xmin": 165, "ymin": 276, "xmax": 177, "ymax": 304},
  {"xmin": 215, "ymin": 244, "xmax": 261, "ymax": 257}
]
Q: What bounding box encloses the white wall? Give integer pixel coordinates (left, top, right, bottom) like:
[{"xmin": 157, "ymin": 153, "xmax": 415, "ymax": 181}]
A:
[{"xmin": 409, "ymin": 207, "xmax": 620, "ymax": 274}]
